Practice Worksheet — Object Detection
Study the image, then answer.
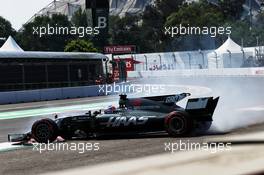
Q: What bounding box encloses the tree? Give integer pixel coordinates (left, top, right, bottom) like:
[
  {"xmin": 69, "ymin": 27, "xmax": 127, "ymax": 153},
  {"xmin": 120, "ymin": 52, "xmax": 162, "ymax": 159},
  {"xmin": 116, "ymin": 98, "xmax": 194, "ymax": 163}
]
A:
[
  {"xmin": 64, "ymin": 39, "xmax": 98, "ymax": 52},
  {"xmin": 107, "ymin": 0, "xmax": 251, "ymax": 52},
  {"xmin": 0, "ymin": 16, "xmax": 16, "ymax": 45},
  {"xmin": 225, "ymin": 21, "xmax": 264, "ymax": 47},
  {"xmin": 166, "ymin": 1, "xmax": 225, "ymax": 28},
  {"xmin": 71, "ymin": 8, "xmax": 88, "ymax": 27},
  {"xmin": 218, "ymin": 0, "xmax": 245, "ymax": 20},
  {"xmin": 164, "ymin": 1, "xmax": 225, "ymax": 50},
  {"xmin": 71, "ymin": 8, "xmax": 108, "ymax": 50},
  {"xmin": 17, "ymin": 14, "xmax": 73, "ymax": 51},
  {"xmin": 108, "ymin": 0, "xmax": 184, "ymax": 52},
  {"xmin": 155, "ymin": 0, "xmax": 184, "ymax": 19},
  {"xmin": 140, "ymin": 5, "xmax": 166, "ymax": 51},
  {"xmin": 256, "ymin": 11, "xmax": 264, "ymax": 28},
  {"xmin": 140, "ymin": 0, "xmax": 184, "ymax": 52},
  {"xmin": 109, "ymin": 15, "xmax": 146, "ymax": 50}
]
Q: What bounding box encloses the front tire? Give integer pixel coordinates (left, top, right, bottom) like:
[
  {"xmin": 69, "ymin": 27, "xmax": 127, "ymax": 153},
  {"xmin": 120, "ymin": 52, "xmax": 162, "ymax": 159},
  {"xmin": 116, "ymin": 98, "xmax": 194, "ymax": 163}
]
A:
[
  {"xmin": 165, "ymin": 112, "xmax": 193, "ymax": 137},
  {"xmin": 31, "ymin": 118, "xmax": 58, "ymax": 143}
]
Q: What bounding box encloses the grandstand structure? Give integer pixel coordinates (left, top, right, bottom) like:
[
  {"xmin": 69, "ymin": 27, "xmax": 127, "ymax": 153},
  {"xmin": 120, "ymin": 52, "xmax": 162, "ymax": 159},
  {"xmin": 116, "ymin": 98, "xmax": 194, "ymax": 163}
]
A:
[
  {"xmin": 0, "ymin": 36, "xmax": 106, "ymax": 91},
  {"xmin": 26, "ymin": 0, "xmax": 153, "ymax": 25}
]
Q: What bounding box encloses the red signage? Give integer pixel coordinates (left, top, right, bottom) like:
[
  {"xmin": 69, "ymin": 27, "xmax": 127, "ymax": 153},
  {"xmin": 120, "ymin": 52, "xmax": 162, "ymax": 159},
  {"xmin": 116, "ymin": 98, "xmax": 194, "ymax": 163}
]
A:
[
  {"xmin": 112, "ymin": 57, "xmax": 131, "ymax": 81},
  {"xmin": 112, "ymin": 57, "xmax": 142, "ymax": 81},
  {"xmin": 104, "ymin": 45, "xmax": 136, "ymax": 54},
  {"xmin": 124, "ymin": 58, "xmax": 135, "ymax": 71},
  {"xmin": 113, "ymin": 57, "xmax": 137, "ymax": 71}
]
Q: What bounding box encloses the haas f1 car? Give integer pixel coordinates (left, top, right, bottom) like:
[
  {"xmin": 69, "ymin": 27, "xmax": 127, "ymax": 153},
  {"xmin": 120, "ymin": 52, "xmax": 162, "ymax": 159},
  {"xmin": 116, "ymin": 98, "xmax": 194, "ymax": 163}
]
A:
[{"xmin": 8, "ymin": 93, "xmax": 219, "ymax": 143}]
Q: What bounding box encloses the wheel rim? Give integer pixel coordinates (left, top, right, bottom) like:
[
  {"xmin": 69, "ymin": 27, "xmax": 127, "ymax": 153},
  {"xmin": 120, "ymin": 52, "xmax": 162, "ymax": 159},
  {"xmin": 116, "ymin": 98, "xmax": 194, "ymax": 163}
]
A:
[
  {"xmin": 169, "ymin": 117, "xmax": 185, "ymax": 134},
  {"xmin": 35, "ymin": 123, "xmax": 51, "ymax": 140}
]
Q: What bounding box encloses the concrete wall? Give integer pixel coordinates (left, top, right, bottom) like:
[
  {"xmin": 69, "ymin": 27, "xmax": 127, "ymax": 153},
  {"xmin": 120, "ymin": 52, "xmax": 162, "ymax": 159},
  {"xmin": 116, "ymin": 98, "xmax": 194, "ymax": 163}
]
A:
[
  {"xmin": 2, "ymin": 67, "xmax": 264, "ymax": 105},
  {"xmin": 0, "ymin": 85, "xmax": 106, "ymax": 105}
]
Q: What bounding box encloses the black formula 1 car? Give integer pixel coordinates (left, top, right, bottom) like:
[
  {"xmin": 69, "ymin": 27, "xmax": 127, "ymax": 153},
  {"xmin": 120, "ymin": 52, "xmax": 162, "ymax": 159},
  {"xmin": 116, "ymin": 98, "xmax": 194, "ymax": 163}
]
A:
[{"xmin": 8, "ymin": 93, "xmax": 219, "ymax": 143}]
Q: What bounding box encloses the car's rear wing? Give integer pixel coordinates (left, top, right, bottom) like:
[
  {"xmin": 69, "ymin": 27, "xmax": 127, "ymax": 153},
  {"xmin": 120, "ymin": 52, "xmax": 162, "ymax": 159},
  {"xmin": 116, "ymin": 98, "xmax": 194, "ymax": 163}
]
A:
[
  {"xmin": 143, "ymin": 93, "xmax": 191, "ymax": 106},
  {"xmin": 185, "ymin": 97, "xmax": 219, "ymax": 121}
]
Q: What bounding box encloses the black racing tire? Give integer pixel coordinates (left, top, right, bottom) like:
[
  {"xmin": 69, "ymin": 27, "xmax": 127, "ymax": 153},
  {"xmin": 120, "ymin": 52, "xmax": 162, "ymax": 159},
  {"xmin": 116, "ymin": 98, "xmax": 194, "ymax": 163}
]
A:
[
  {"xmin": 194, "ymin": 121, "xmax": 212, "ymax": 134},
  {"xmin": 165, "ymin": 112, "xmax": 193, "ymax": 137},
  {"xmin": 31, "ymin": 118, "xmax": 58, "ymax": 143}
]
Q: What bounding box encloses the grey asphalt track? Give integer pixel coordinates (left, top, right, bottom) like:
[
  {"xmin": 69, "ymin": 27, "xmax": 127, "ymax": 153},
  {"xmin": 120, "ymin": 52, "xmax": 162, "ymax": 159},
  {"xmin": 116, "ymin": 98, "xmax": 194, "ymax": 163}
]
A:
[{"xmin": 0, "ymin": 95, "xmax": 263, "ymax": 175}]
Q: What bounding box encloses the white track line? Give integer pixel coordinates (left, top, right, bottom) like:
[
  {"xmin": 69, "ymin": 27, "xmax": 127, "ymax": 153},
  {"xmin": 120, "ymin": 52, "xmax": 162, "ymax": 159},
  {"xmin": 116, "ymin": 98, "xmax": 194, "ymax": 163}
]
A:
[{"xmin": 0, "ymin": 142, "xmax": 26, "ymax": 152}]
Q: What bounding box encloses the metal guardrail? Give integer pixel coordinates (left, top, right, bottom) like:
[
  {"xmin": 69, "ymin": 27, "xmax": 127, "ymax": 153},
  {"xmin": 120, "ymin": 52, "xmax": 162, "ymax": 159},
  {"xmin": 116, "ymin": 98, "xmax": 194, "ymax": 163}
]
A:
[
  {"xmin": 128, "ymin": 68, "xmax": 264, "ymax": 78},
  {"xmin": 131, "ymin": 49, "xmax": 262, "ymax": 71}
]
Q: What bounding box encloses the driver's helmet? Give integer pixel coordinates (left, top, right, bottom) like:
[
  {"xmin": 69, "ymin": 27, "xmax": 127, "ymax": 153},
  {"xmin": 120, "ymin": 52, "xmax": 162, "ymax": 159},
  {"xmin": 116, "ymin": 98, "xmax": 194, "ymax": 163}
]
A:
[{"xmin": 104, "ymin": 105, "xmax": 116, "ymax": 114}]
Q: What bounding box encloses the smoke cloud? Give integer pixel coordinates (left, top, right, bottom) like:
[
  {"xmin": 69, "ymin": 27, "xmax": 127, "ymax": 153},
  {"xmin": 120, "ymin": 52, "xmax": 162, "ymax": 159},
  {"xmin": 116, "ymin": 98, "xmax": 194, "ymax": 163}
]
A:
[{"xmin": 136, "ymin": 76, "xmax": 264, "ymax": 133}]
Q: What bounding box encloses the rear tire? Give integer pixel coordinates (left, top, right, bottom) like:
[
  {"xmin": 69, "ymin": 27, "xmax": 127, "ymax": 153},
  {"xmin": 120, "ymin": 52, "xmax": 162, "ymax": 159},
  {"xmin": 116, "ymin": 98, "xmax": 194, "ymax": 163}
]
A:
[
  {"xmin": 31, "ymin": 118, "xmax": 58, "ymax": 143},
  {"xmin": 165, "ymin": 112, "xmax": 193, "ymax": 137},
  {"xmin": 195, "ymin": 121, "xmax": 212, "ymax": 134}
]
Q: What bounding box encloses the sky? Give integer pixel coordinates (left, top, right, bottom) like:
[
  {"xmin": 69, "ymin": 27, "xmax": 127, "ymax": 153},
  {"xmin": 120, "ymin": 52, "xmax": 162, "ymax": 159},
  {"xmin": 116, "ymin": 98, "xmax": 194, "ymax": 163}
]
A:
[{"xmin": 0, "ymin": 0, "xmax": 52, "ymax": 31}]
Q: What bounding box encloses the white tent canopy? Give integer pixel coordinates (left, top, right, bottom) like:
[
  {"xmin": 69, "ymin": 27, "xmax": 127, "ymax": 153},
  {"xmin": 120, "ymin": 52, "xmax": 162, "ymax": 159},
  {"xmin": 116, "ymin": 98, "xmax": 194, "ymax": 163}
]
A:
[
  {"xmin": 215, "ymin": 36, "xmax": 242, "ymax": 53},
  {"xmin": 207, "ymin": 37, "xmax": 247, "ymax": 68},
  {"xmin": 0, "ymin": 36, "xmax": 24, "ymax": 52}
]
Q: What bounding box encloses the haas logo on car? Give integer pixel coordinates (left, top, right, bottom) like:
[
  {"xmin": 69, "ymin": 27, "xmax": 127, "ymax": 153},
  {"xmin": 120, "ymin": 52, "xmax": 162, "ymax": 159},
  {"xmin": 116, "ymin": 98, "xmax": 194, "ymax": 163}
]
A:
[{"xmin": 106, "ymin": 116, "xmax": 148, "ymax": 127}]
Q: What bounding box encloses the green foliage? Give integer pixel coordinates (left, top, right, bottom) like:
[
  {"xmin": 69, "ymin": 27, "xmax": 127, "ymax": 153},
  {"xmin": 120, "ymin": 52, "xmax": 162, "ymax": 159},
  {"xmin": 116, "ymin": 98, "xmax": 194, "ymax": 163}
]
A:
[
  {"xmin": 256, "ymin": 11, "xmax": 264, "ymax": 28},
  {"xmin": 107, "ymin": 0, "xmax": 255, "ymax": 51},
  {"xmin": 71, "ymin": 8, "xmax": 88, "ymax": 27},
  {"xmin": 107, "ymin": 0, "xmax": 248, "ymax": 52},
  {"xmin": 71, "ymin": 8, "xmax": 107, "ymax": 49},
  {"xmin": 15, "ymin": 9, "xmax": 99, "ymax": 52},
  {"xmin": 108, "ymin": 0, "xmax": 184, "ymax": 52},
  {"xmin": 109, "ymin": 15, "xmax": 144, "ymax": 48},
  {"xmin": 64, "ymin": 39, "xmax": 98, "ymax": 52},
  {"xmin": 155, "ymin": 0, "xmax": 184, "ymax": 18},
  {"xmin": 166, "ymin": 2, "xmax": 225, "ymax": 28},
  {"xmin": 226, "ymin": 21, "xmax": 264, "ymax": 47},
  {"xmin": 218, "ymin": 0, "xmax": 245, "ymax": 20},
  {"xmin": 0, "ymin": 16, "xmax": 16, "ymax": 45},
  {"xmin": 17, "ymin": 14, "xmax": 74, "ymax": 51},
  {"xmin": 11, "ymin": 0, "xmax": 260, "ymax": 52}
]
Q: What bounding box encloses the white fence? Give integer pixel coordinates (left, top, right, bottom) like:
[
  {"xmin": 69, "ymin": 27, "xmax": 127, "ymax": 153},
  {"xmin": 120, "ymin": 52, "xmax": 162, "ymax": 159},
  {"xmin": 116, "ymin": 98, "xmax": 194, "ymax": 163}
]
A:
[
  {"xmin": 114, "ymin": 46, "xmax": 261, "ymax": 71},
  {"xmin": 128, "ymin": 67, "xmax": 264, "ymax": 78}
]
